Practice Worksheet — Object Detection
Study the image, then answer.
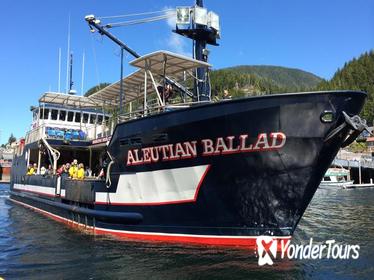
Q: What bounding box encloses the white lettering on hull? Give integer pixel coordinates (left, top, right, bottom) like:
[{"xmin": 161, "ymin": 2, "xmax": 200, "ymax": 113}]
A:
[{"xmin": 127, "ymin": 132, "xmax": 286, "ymax": 166}]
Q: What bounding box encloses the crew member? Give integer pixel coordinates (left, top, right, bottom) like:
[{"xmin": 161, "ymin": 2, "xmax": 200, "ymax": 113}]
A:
[
  {"xmin": 164, "ymin": 84, "xmax": 174, "ymax": 102},
  {"xmin": 77, "ymin": 163, "xmax": 85, "ymax": 180},
  {"xmin": 27, "ymin": 163, "xmax": 37, "ymax": 175},
  {"xmin": 69, "ymin": 159, "xmax": 78, "ymax": 179}
]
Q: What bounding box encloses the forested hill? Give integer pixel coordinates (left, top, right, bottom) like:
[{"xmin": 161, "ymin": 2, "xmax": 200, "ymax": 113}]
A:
[
  {"xmin": 210, "ymin": 65, "xmax": 322, "ymax": 98},
  {"xmin": 317, "ymin": 50, "xmax": 374, "ymax": 125},
  {"xmin": 226, "ymin": 65, "xmax": 322, "ymax": 90}
]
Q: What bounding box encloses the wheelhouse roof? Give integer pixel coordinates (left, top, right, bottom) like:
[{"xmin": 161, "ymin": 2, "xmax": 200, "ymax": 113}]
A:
[{"xmin": 39, "ymin": 92, "xmax": 103, "ymax": 108}]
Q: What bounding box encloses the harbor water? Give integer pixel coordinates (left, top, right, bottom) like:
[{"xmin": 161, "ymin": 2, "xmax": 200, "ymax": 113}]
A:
[{"xmin": 0, "ymin": 183, "xmax": 373, "ymax": 279}]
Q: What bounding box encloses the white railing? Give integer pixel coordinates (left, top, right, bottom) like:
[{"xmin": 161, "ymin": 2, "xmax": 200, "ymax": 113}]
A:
[
  {"xmin": 25, "ymin": 125, "xmax": 45, "ymax": 144},
  {"xmin": 118, "ymin": 100, "xmax": 211, "ymax": 122},
  {"xmin": 25, "ymin": 122, "xmax": 112, "ymax": 144}
]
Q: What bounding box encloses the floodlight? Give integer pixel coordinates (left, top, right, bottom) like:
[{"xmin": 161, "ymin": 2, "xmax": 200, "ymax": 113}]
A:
[
  {"xmin": 208, "ymin": 11, "xmax": 220, "ymax": 31},
  {"xmin": 85, "ymin": 15, "xmax": 95, "ymax": 22},
  {"xmin": 176, "ymin": 7, "xmax": 191, "ymax": 25},
  {"xmin": 194, "ymin": 6, "xmax": 208, "ymax": 26}
]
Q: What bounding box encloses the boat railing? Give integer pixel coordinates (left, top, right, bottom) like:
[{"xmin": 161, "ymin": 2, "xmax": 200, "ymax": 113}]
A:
[
  {"xmin": 117, "ymin": 100, "xmax": 211, "ymax": 122},
  {"xmin": 25, "ymin": 123, "xmax": 96, "ymax": 144},
  {"xmin": 25, "ymin": 124, "xmax": 46, "ymax": 144}
]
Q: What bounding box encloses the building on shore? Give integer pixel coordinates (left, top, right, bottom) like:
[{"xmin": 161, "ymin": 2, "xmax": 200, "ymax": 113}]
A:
[{"xmin": 0, "ymin": 143, "xmax": 16, "ymax": 182}]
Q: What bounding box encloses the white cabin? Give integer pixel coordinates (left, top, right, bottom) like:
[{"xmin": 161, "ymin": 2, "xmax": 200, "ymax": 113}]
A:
[{"xmin": 25, "ymin": 92, "xmax": 111, "ymax": 145}]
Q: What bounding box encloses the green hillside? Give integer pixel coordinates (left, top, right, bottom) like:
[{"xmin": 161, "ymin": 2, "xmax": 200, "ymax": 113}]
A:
[
  {"xmin": 210, "ymin": 65, "xmax": 322, "ymax": 99},
  {"xmin": 317, "ymin": 50, "xmax": 374, "ymax": 125},
  {"xmin": 226, "ymin": 65, "xmax": 323, "ymax": 90}
]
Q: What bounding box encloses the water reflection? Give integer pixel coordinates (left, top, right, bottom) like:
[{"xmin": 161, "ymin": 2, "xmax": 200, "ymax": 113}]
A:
[{"xmin": 0, "ymin": 184, "xmax": 373, "ymax": 279}]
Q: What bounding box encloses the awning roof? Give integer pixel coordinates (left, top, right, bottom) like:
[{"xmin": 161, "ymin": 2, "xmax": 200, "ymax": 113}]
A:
[
  {"xmin": 130, "ymin": 50, "xmax": 211, "ymax": 75},
  {"xmin": 89, "ymin": 69, "xmax": 161, "ymax": 106},
  {"xmin": 39, "ymin": 92, "xmax": 102, "ymax": 108},
  {"xmin": 89, "ymin": 50, "xmax": 211, "ymax": 107}
]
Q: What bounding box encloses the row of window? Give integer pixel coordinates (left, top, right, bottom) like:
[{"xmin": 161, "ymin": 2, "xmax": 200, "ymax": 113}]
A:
[{"xmin": 37, "ymin": 109, "xmax": 109, "ymax": 124}]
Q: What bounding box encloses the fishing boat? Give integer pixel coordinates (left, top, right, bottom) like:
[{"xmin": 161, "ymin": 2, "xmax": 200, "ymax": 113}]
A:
[
  {"xmin": 319, "ymin": 167, "xmax": 354, "ymax": 189},
  {"xmin": 9, "ymin": 1, "xmax": 369, "ymax": 247}
]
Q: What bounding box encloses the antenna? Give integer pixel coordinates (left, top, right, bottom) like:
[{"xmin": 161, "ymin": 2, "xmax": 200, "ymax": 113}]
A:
[
  {"xmin": 68, "ymin": 53, "xmax": 74, "ymax": 94},
  {"xmin": 65, "ymin": 14, "xmax": 71, "ymax": 94},
  {"xmin": 81, "ymin": 51, "xmax": 85, "ymax": 95},
  {"xmin": 58, "ymin": 48, "xmax": 61, "ymax": 93}
]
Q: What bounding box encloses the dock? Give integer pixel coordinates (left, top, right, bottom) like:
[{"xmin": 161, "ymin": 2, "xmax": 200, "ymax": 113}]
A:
[
  {"xmin": 0, "ymin": 175, "xmax": 10, "ymax": 184},
  {"xmin": 333, "ymin": 158, "xmax": 374, "ymax": 188},
  {"xmin": 343, "ymin": 183, "xmax": 374, "ymax": 189}
]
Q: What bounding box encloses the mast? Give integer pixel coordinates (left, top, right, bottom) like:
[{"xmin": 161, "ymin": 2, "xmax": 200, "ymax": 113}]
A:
[
  {"xmin": 174, "ymin": 0, "xmax": 220, "ymax": 101},
  {"xmin": 65, "ymin": 14, "xmax": 71, "ymax": 94},
  {"xmin": 195, "ymin": 0, "xmax": 207, "ymax": 101},
  {"xmin": 58, "ymin": 48, "xmax": 61, "ymax": 93},
  {"xmin": 81, "ymin": 51, "xmax": 85, "ymax": 95},
  {"xmin": 68, "ymin": 53, "xmax": 74, "ymax": 94}
]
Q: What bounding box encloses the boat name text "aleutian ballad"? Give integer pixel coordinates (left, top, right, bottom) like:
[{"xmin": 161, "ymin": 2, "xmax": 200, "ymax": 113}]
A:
[{"xmin": 126, "ymin": 132, "xmax": 286, "ymax": 166}]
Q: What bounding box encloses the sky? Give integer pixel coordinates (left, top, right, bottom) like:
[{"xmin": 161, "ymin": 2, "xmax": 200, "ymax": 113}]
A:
[{"xmin": 0, "ymin": 0, "xmax": 373, "ymax": 142}]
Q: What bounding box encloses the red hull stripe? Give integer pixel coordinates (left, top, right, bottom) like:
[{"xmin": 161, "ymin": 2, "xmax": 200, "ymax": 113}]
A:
[
  {"xmin": 9, "ymin": 198, "xmax": 291, "ymax": 247},
  {"xmin": 93, "ymin": 228, "xmax": 290, "ymax": 247}
]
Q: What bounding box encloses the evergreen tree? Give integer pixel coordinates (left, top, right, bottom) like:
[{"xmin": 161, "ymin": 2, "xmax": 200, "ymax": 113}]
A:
[
  {"xmin": 8, "ymin": 133, "xmax": 16, "ymax": 145},
  {"xmin": 84, "ymin": 83, "xmax": 111, "ymax": 97},
  {"xmin": 316, "ymin": 50, "xmax": 374, "ymax": 124}
]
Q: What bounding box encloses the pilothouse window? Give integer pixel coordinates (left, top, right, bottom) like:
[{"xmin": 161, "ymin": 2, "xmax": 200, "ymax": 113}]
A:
[
  {"xmin": 75, "ymin": 112, "xmax": 81, "ymax": 123},
  {"xmin": 67, "ymin": 111, "xmax": 74, "ymax": 122},
  {"xmin": 59, "ymin": 110, "xmax": 66, "ymax": 121},
  {"xmin": 33, "ymin": 110, "xmax": 38, "ymax": 121},
  {"xmin": 89, "ymin": 114, "xmax": 95, "ymax": 124},
  {"xmin": 41, "ymin": 109, "xmax": 49, "ymax": 119},
  {"xmin": 97, "ymin": 115, "xmax": 103, "ymax": 124},
  {"xmin": 51, "ymin": 109, "xmax": 58, "ymax": 120},
  {"xmin": 83, "ymin": 113, "xmax": 89, "ymax": 124}
]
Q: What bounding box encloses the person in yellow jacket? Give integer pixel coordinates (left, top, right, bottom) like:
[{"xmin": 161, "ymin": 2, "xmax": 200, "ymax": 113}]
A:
[
  {"xmin": 77, "ymin": 163, "xmax": 85, "ymax": 180},
  {"xmin": 27, "ymin": 163, "xmax": 37, "ymax": 175},
  {"xmin": 69, "ymin": 159, "xmax": 78, "ymax": 178}
]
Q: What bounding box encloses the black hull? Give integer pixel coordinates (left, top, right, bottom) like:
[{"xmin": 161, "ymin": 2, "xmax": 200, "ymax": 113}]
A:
[{"xmin": 10, "ymin": 91, "xmax": 366, "ymax": 246}]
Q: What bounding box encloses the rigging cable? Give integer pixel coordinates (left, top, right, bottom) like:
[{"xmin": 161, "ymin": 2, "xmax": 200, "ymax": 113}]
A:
[
  {"xmin": 90, "ymin": 33, "xmax": 101, "ymax": 87},
  {"xmin": 97, "ymin": 9, "xmax": 175, "ymax": 20},
  {"xmin": 105, "ymin": 13, "xmax": 175, "ymax": 29},
  {"xmin": 186, "ymin": 70, "xmax": 205, "ymax": 83}
]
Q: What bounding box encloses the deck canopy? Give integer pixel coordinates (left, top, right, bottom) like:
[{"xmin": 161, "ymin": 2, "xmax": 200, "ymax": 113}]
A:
[
  {"xmin": 39, "ymin": 92, "xmax": 103, "ymax": 108},
  {"xmin": 89, "ymin": 50, "xmax": 212, "ymax": 108},
  {"xmin": 130, "ymin": 50, "xmax": 211, "ymax": 75},
  {"xmin": 89, "ymin": 69, "xmax": 161, "ymax": 106}
]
